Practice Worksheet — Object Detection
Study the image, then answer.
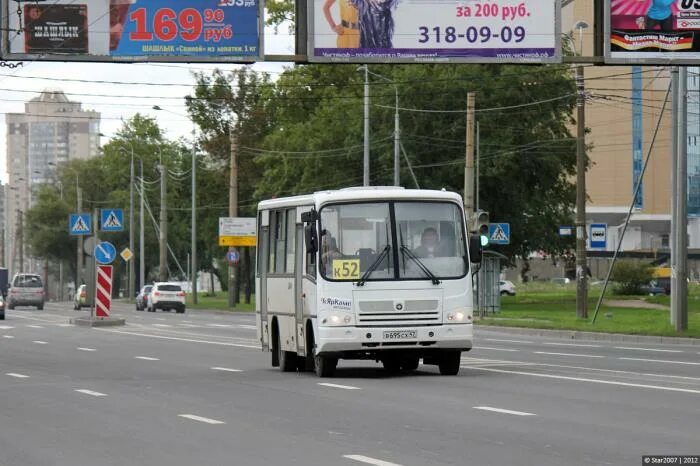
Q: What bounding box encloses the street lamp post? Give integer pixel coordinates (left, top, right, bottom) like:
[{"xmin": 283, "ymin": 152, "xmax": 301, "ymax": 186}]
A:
[
  {"xmin": 365, "ymin": 68, "xmax": 401, "ymax": 186},
  {"xmin": 118, "ymin": 143, "xmax": 136, "ymax": 301}
]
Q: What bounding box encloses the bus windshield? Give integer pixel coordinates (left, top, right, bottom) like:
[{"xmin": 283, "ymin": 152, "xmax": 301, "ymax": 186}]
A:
[{"xmin": 319, "ymin": 201, "xmax": 467, "ymax": 282}]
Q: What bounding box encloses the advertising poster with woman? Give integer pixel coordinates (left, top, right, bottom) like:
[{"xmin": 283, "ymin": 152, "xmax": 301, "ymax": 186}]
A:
[{"xmin": 607, "ymin": 0, "xmax": 700, "ymax": 62}]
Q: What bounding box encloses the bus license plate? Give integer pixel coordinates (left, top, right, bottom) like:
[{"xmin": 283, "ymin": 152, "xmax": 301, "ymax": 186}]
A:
[{"xmin": 383, "ymin": 330, "xmax": 417, "ymax": 340}]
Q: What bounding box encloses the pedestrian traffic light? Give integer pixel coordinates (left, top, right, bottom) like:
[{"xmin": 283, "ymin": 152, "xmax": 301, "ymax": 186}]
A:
[{"xmin": 475, "ymin": 210, "xmax": 489, "ymax": 247}]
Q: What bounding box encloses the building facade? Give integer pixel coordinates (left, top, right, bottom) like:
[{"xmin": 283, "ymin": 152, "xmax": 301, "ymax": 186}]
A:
[{"xmin": 4, "ymin": 89, "xmax": 100, "ymax": 275}]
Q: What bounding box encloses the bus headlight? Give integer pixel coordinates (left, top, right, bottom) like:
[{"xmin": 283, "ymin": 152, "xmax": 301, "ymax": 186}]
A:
[
  {"xmin": 321, "ymin": 312, "xmax": 354, "ymax": 326},
  {"xmin": 446, "ymin": 310, "xmax": 470, "ymax": 322}
]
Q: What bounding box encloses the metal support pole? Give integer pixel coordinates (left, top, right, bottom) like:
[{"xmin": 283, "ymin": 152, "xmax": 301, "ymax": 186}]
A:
[
  {"xmin": 672, "ymin": 66, "xmax": 689, "ymax": 331},
  {"xmin": 671, "ymin": 66, "xmax": 679, "ymax": 326},
  {"xmin": 129, "ymin": 151, "xmax": 135, "ymax": 300},
  {"xmin": 158, "ymin": 163, "xmax": 168, "ymax": 282},
  {"xmin": 77, "ymin": 186, "xmax": 83, "ymax": 286},
  {"xmin": 464, "ymin": 92, "xmax": 476, "ymax": 226},
  {"xmin": 394, "ymin": 87, "xmax": 400, "ymax": 186},
  {"xmin": 576, "ymin": 64, "xmax": 588, "ymax": 319},
  {"xmin": 228, "ymin": 128, "xmax": 239, "ymax": 307},
  {"xmin": 363, "ymin": 65, "xmax": 370, "ymax": 186},
  {"xmin": 139, "ymin": 160, "xmax": 145, "ymax": 291},
  {"xmin": 476, "ymin": 121, "xmax": 480, "ymax": 211},
  {"xmin": 191, "ymin": 125, "xmax": 198, "ymax": 304}
]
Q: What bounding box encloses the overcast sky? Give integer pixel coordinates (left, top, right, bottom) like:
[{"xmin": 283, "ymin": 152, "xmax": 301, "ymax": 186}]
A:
[{"xmin": 0, "ymin": 24, "xmax": 294, "ymax": 183}]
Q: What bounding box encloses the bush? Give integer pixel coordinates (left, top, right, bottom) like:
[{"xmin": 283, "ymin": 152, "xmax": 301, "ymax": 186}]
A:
[{"xmin": 610, "ymin": 261, "xmax": 653, "ymax": 295}]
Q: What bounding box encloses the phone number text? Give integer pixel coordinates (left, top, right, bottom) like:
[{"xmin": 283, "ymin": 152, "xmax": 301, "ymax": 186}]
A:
[{"xmin": 418, "ymin": 26, "xmax": 525, "ymax": 44}]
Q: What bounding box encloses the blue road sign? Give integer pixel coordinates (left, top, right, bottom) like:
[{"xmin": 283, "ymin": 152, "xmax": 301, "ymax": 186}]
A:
[
  {"xmin": 100, "ymin": 209, "xmax": 124, "ymax": 232},
  {"xmin": 95, "ymin": 241, "xmax": 117, "ymax": 265},
  {"xmin": 589, "ymin": 223, "xmax": 607, "ymax": 249},
  {"xmin": 488, "ymin": 223, "xmax": 510, "ymax": 245},
  {"xmin": 69, "ymin": 214, "xmax": 92, "ymax": 236},
  {"xmin": 226, "ymin": 250, "xmax": 240, "ymax": 264}
]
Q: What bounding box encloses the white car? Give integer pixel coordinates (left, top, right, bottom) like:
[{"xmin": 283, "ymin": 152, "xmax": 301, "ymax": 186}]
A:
[
  {"xmin": 499, "ymin": 280, "xmax": 516, "ymax": 296},
  {"xmin": 147, "ymin": 282, "xmax": 186, "ymax": 313}
]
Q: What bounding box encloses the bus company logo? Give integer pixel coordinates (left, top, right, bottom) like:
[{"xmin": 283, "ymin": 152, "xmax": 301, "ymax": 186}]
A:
[{"xmin": 321, "ymin": 297, "xmax": 352, "ymax": 311}]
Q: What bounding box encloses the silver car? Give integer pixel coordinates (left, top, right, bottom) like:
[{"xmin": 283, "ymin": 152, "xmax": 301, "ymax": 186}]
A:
[{"xmin": 7, "ymin": 273, "xmax": 45, "ymax": 310}]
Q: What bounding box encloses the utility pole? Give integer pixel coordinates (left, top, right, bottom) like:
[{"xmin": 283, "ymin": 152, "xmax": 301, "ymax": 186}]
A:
[
  {"xmin": 575, "ymin": 64, "xmax": 588, "ymax": 319},
  {"xmin": 191, "ymin": 125, "xmax": 198, "ymax": 304},
  {"xmin": 393, "ymin": 87, "xmax": 400, "ymax": 186},
  {"xmin": 363, "ymin": 65, "xmax": 370, "ymax": 186},
  {"xmin": 129, "ymin": 152, "xmax": 135, "ymax": 300},
  {"xmin": 158, "ymin": 163, "xmax": 168, "ymax": 282},
  {"xmin": 228, "ymin": 127, "xmax": 239, "ymax": 307},
  {"xmin": 77, "ymin": 186, "xmax": 83, "ymax": 286},
  {"xmin": 672, "ymin": 66, "xmax": 689, "ymax": 331},
  {"xmin": 464, "ymin": 92, "xmax": 476, "ymax": 226},
  {"xmin": 139, "ymin": 160, "xmax": 145, "ymax": 291},
  {"xmin": 17, "ymin": 210, "xmax": 23, "ymax": 273},
  {"xmin": 671, "ymin": 66, "xmax": 678, "ymax": 322}
]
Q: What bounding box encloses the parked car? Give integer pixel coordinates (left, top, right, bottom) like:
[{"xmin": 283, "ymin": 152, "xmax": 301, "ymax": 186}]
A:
[
  {"xmin": 73, "ymin": 284, "xmax": 87, "ymax": 310},
  {"xmin": 551, "ymin": 277, "xmax": 571, "ymax": 285},
  {"xmin": 135, "ymin": 285, "xmax": 153, "ymax": 311},
  {"xmin": 499, "ymin": 280, "xmax": 516, "ymax": 296},
  {"xmin": 0, "ymin": 295, "xmax": 5, "ymax": 320},
  {"xmin": 147, "ymin": 282, "xmax": 186, "ymax": 313},
  {"xmin": 7, "ymin": 273, "xmax": 44, "ymax": 310},
  {"xmin": 641, "ymin": 280, "xmax": 669, "ymax": 296}
]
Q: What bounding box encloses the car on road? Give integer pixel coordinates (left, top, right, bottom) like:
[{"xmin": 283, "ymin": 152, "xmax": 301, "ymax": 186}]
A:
[
  {"xmin": 499, "ymin": 280, "xmax": 516, "ymax": 296},
  {"xmin": 147, "ymin": 282, "xmax": 186, "ymax": 313},
  {"xmin": 7, "ymin": 273, "xmax": 44, "ymax": 310},
  {"xmin": 135, "ymin": 285, "xmax": 153, "ymax": 311},
  {"xmin": 73, "ymin": 284, "xmax": 87, "ymax": 310}
]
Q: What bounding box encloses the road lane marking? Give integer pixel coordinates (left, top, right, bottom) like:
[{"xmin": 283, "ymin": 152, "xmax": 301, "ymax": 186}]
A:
[
  {"xmin": 476, "ymin": 346, "xmax": 519, "ymax": 352},
  {"xmin": 155, "ymin": 318, "xmax": 166, "ymax": 321},
  {"xmin": 473, "ymin": 406, "xmax": 536, "ymax": 416},
  {"xmin": 152, "ymin": 324, "xmax": 172, "ymax": 328},
  {"xmin": 211, "ymin": 367, "xmax": 243, "ymax": 373},
  {"xmin": 56, "ymin": 324, "xmax": 71, "ymax": 327},
  {"xmin": 343, "ymin": 455, "xmax": 403, "ymax": 466},
  {"xmin": 318, "ymin": 383, "xmax": 361, "ymax": 390},
  {"xmin": 96, "ymin": 329, "xmax": 259, "ymax": 349},
  {"xmin": 535, "ymin": 351, "xmax": 604, "ymax": 359},
  {"xmin": 178, "ymin": 414, "xmax": 225, "ymax": 425},
  {"xmin": 75, "ymin": 389, "xmax": 107, "ymax": 397},
  {"xmin": 484, "ymin": 338, "xmax": 533, "ymax": 344},
  {"xmin": 463, "ymin": 366, "xmax": 700, "ymax": 395},
  {"xmin": 6, "ymin": 373, "xmax": 29, "ymax": 378},
  {"xmin": 32, "ymin": 340, "xmax": 48, "ymax": 345},
  {"xmin": 182, "ymin": 320, "xmax": 193, "ymax": 323},
  {"xmin": 3, "ymin": 335, "xmax": 14, "ymax": 339},
  {"xmin": 0, "ymin": 325, "xmax": 14, "ymax": 330},
  {"xmin": 77, "ymin": 347, "xmax": 97, "ymax": 352},
  {"xmin": 614, "ymin": 347, "xmax": 683, "ymax": 353},
  {"xmin": 207, "ymin": 324, "xmax": 233, "ymax": 328},
  {"xmin": 543, "ymin": 342, "xmax": 601, "ymax": 348},
  {"xmin": 27, "ymin": 325, "xmax": 44, "ymax": 329},
  {"xmin": 618, "ymin": 357, "xmax": 700, "ymax": 366},
  {"xmin": 134, "ymin": 356, "xmax": 160, "ymax": 361},
  {"xmin": 237, "ymin": 324, "xmax": 257, "ymax": 330}
]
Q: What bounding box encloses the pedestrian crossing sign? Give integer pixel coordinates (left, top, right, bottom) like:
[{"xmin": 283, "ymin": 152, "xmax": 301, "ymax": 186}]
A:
[
  {"xmin": 100, "ymin": 209, "xmax": 124, "ymax": 232},
  {"xmin": 69, "ymin": 213, "xmax": 92, "ymax": 236},
  {"xmin": 488, "ymin": 223, "xmax": 510, "ymax": 245}
]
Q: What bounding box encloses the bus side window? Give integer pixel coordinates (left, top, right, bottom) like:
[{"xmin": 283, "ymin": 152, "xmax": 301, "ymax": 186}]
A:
[
  {"xmin": 256, "ymin": 211, "xmax": 263, "ymax": 277},
  {"xmin": 268, "ymin": 210, "xmax": 277, "ymax": 274},
  {"xmin": 285, "ymin": 208, "xmax": 295, "ymax": 274},
  {"xmin": 275, "ymin": 210, "xmax": 286, "ymax": 274}
]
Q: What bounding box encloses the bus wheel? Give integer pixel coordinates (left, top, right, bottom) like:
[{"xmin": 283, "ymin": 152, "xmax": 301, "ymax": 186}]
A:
[
  {"xmin": 401, "ymin": 357, "xmax": 420, "ymax": 372},
  {"xmin": 278, "ymin": 332, "xmax": 297, "ymax": 372},
  {"xmin": 314, "ymin": 353, "xmax": 337, "ymax": 378},
  {"xmin": 438, "ymin": 351, "xmax": 461, "ymax": 375}
]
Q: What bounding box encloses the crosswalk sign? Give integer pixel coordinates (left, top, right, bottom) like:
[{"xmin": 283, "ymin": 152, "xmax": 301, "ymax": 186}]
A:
[
  {"xmin": 488, "ymin": 223, "xmax": 510, "ymax": 245},
  {"xmin": 100, "ymin": 209, "xmax": 124, "ymax": 232},
  {"xmin": 69, "ymin": 214, "xmax": 92, "ymax": 236}
]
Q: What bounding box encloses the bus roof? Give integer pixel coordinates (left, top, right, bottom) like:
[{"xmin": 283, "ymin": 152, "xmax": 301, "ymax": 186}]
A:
[{"xmin": 257, "ymin": 187, "xmax": 464, "ymax": 211}]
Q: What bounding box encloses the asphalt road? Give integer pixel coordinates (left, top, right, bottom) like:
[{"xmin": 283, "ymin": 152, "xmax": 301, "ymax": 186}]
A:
[{"xmin": 1, "ymin": 302, "xmax": 698, "ymax": 466}]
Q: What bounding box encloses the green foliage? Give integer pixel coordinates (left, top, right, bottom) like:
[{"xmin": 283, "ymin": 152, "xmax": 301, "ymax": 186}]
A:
[{"xmin": 610, "ymin": 261, "xmax": 654, "ymax": 295}]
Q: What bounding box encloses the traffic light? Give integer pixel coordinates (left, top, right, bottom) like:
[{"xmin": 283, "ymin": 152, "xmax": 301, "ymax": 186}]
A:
[{"xmin": 475, "ymin": 210, "xmax": 490, "ymax": 247}]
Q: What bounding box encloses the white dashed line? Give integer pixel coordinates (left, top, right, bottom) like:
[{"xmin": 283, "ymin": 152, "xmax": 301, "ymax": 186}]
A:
[
  {"xmin": 237, "ymin": 324, "xmax": 257, "ymax": 330},
  {"xmin": 207, "ymin": 324, "xmax": 233, "ymax": 328},
  {"xmin": 182, "ymin": 320, "xmax": 193, "ymax": 323},
  {"xmin": 618, "ymin": 357, "xmax": 700, "ymax": 366},
  {"xmin": 27, "ymin": 325, "xmax": 44, "ymax": 329},
  {"xmin": 211, "ymin": 367, "xmax": 243, "ymax": 373},
  {"xmin": 3, "ymin": 335, "xmax": 14, "ymax": 339},
  {"xmin": 318, "ymin": 383, "xmax": 361, "ymax": 390},
  {"xmin": 56, "ymin": 324, "xmax": 72, "ymax": 327},
  {"xmin": 134, "ymin": 356, "xmax": 160, "ymax": 361},
  {"xmin": 473, "ymin": 406, "xmax": 536, "ymax": 416},
  {"xmin": 343, "ymin": 455, "xmax": 403, "ymax": 466},
  {"xmin": 6, "ymin": 373, "xmax": 29, "ymax": 379},
  {"xmin": 535, "ymin": 351, "xmax": 605, "ymax": 359},
  {"xmin": 484, "ymin": 338, "xmax": 533, "ymax": 344},
  {"xmin": 152, "ymin": 324, "xmax": 172, "ymax": 328},
  {"xmin": 0, "ymin": 325, "xmax": 14, "ymax": 330},
  {"xmin": 75, "ymin": 389, "xmax": 108, "ymax": 397},
  {"xmin": 178, "ymin": 414, "xmax": 225, "ymax": 425},
  {"xmin": 614, "ymin": 347, "xmax": 684, "ymax": 353},
  {"xmin": 476, "ymin": 346, "xmax": 520, "ymax": 352},
  {"xmin": 77, "ymin": 347, "xmax": 97, "ymax": 352},
  {"xmin": 32, "ymin": 340, "xmax": 48, "ymax": 345},
  {"xmin": 543, "ymin": 342, "xmax": 601, "ymax": 348}
]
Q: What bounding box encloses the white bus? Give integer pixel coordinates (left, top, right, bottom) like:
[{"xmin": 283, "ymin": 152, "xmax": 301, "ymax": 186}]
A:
[{"xmin": 256, "ymin": 187, "xmax": 482, "ymax": 377}]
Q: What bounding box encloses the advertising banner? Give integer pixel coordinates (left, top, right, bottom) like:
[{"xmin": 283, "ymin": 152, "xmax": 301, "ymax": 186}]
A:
[
  {"xmin": 606, "ymin": 0, "xmax": 700, "ymax": 63},
  {"xmin": 2, "ymin": 0, "xmax": 261, "ymax": 62},
  {"xmin": 309, "ymin": 0, "xmax": 560, "ymax": 63}
]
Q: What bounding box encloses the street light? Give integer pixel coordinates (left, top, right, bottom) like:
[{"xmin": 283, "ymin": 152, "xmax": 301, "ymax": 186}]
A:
[
  {"xmin": 365, "ymin": 68, "xmax": 401, "ymax": 186},
  {"xmin": 117, "ymin": 142, "xmax": 136, "ymax": 301},
  {"xmin": 152, "ymin": 105, "xmax": 198, "ymax": 303}
]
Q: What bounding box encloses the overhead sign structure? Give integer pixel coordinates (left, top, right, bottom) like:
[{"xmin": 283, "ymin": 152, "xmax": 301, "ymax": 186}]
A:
[
  {"xmin": 95, "ymin": 265, "xmax": 113, "ymax": 318},
  {"xmin": 2, "ymin": 0, "xmax": 262, "ymax": 63},
  {"xmin": 219, "ymin": 217, "xmax": 256, "ymax": 247},
  {"xmin": 488, "ymin": 223, "xmax": 510, "ymax": 245},
  {"xmin": 100, "ymin": 209, "xmax": 124, "ymax": 232},
  {"xmin": 95, "ymin": 241, "xmax": 117, "ymax": 265},
  {"xmin": 589, "ymin": 223, "xmax": 607, "ymax": 249},
  {"xmin": 605, "ymin": 0, "xmax": 700, "ymax": 63},
  {"xmin": 69, "ymin": 214, "xmax": 92, "ymax": 236},
  {"xmin": 309, "ymin": 0, "xmax": 560, "ymax": 63}
]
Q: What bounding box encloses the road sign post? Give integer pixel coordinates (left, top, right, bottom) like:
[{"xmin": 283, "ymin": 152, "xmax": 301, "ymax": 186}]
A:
[{"xmin": 95, "ymin": 265, "xmax": 113, "ymax": 318}]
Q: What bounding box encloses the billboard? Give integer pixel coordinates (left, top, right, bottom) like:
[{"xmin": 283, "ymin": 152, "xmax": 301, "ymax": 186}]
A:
[
  {"xmin": 606, "ymin": 0, "xmax": 700, "ymax": 63},
  {"xmin": 308, "ymin": 0, "xmax": 560, "ymax": 63},
  {"xmin": 2, "ymin": 0, "xmax": 262, "ymax": 62}
]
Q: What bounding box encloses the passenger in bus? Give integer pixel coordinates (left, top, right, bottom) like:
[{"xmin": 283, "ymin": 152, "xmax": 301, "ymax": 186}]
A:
[
  {"xmin": 321, "ymin": 235, "xmax": 343, "ymax": 274},
  {"xmin": 413, "ymin": 227, "xmax": 444, "ymax": 258}
]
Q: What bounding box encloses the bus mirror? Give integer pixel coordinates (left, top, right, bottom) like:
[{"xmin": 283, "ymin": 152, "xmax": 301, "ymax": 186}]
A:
[
  {"xmin": 301, "ymin": 209, "xmax": 317, "ymax": 223},
  {"xmin": 305, "ymin": 223, "xmax": 318, "ymax": 254},
  {"xmin": 469, "ymin": 235, "xmax": 482, "ymax": 263}
]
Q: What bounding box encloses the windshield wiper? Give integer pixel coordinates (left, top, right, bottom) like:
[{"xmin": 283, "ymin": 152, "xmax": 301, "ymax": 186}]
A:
[
  {"xmin": 356, "ymin": 244, "xmax": 391, "ymax": 287},
  {"xmin": 400, "ymin": 245, "xmax": 441, "ymax": 285}
]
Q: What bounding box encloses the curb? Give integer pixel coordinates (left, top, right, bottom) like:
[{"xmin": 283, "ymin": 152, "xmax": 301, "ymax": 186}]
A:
[
  {"xmin": 476, "ymin": 324, "xmax": 700, "ymax": 346},
  {"xmin": 71, "ymin": 317, "xmax": 127, "ymax": 327}
]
